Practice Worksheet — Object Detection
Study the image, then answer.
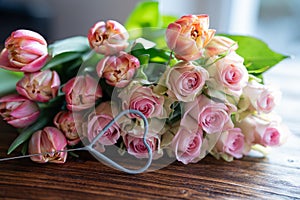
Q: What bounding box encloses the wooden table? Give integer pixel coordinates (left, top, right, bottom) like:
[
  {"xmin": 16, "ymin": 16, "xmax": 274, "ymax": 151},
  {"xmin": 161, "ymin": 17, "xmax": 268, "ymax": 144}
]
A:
[
  {"xmin": 0, "ymin": 119, "xmax": 299, "ymax": 200},
  {"xmin": 1, "ymin": 59, "xmax": 300, "ymax": 199}
]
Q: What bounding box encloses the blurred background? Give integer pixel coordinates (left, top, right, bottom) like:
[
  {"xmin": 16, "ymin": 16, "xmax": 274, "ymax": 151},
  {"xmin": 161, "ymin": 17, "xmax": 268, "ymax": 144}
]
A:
[{"xmin": 0, "ymin": 0, "xmax": 299, "ymax": 131}]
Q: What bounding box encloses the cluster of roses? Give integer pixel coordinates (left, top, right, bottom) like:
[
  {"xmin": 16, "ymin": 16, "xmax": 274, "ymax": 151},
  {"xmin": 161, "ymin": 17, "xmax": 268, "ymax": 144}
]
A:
[{"xmin": 0, "ymin": 14, "xmax": 286, "ymax": 165}]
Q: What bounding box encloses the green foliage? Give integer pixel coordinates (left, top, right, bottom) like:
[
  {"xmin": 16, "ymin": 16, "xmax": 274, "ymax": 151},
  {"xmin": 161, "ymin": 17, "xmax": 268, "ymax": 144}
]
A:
[
  {"xmin": 125, "ymin": 1, "xmax": 177, "ymax": 48},
  {"xmin": 221, "ymin": 35, "xmax": 289, "ymax": 76}
]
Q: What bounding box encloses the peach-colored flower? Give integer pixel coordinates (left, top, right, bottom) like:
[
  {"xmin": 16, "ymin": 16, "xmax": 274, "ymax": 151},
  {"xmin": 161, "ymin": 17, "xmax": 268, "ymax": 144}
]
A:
[
  {"xmin": 0, "ymin": 29, "xmax": 48, "ymax": 72},
  {"xmin": 96, "ymin": 51, "xmax": 140, "ymax": 87},
  {"xmin": 204, "ymin": 36, "xmax": 238, "ymax": 57},
  {"xmin": 54, "ymin": 110, "xmax": 82, "ymax": 146},
  {"xmin": 88, "ymin": 20, "xmax": 129, "ymax": 55},
  {"xmin": 166, "ymin": 14, "xmax": 215, "ymax": 61}
]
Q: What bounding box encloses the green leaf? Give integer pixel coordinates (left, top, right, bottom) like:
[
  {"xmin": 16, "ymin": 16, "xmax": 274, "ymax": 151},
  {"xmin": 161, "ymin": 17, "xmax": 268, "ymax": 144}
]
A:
[
  {"xmin": 48, "ymin": 36, "xmax": 90, "ymax": 57},
  {"xmin": 43, "ymin": 52, "xmax": 82, "ymax": 70},
  {"xmin": 125, "ymin": 1, "xmax": 162, "ymax": 32},
  {"xmin": 131, "ymin": 43, "xmax": 170, "ymax": 63},
  {"xmin": 7, "ymin": 111, "xmax": 51, "ymax": 154},
  {"xmin": 0, "ymin": 69, "xmax": 22, "ymax": 96},
  {"xmin": 220, "ymin": 35, "xmax": 289, "ymax": 74}
]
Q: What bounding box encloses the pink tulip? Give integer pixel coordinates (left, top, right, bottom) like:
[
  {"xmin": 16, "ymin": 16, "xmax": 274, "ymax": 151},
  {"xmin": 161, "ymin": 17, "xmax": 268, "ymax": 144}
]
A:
[
  {"xmin": 0, "ymin": 29, "xmax": 48, "ymax": 72},
  {"xmin": 96, "ymin": 51, "xmax": 140, "ymax": 87},
  {"xmin": 88, "ymin": 20, "xmax": 129, "ymax": 55},
  {"xmin": 62, "ymin": 74, "xmax": 103, "ymax": 111},
  {"xmin": 16, "ymin": 69, "xmax": 60, "ymax": 103},
  {"xmin": 166, "ymin": 14, "xmax": 215, "ymax": 61},
  {"xmin": 0, "ymin": 94, "xmax": 40, "ymax": 128},
  {"xmin": 28, "ymin": 127, "xmax": 67, "ymax": 163},
  {"xmin": 53, "ymin": 110, "xmax": 82, "ymax": 146}
]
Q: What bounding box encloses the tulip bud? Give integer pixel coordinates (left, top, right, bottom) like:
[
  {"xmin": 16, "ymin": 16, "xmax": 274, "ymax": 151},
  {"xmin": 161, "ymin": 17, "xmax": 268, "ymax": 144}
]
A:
[
  {"xmin": 16, "ymin": 69, "xmax": 60, "ymax": 103},
  {"xmin": 54, "ymin": 110, "xmax": 82, "ymax": 146},
  {"xmin": 0, "ymin": 29, "xmax": 48, "ymax": 72},
  {"xmin": 96, "ymin": 51, "xmax": 140, "ymax": 87},
  {"xmin": 166, "ymin": 15, "xmax": 215, "ymax": 61},
  {"xmin": 88, "ymin": 20, "xmax": 129, "ymax": 55},
  {"xmin": 0, "ymin": 94, "xmax": 40, "ymax": 128},
  {"xmin": 62, "ymin": 74, "xmax": 103, "ymax": 111},
  {"xmin": 28, "ymin": 127, "xmax": 67, "ymax": 163}
]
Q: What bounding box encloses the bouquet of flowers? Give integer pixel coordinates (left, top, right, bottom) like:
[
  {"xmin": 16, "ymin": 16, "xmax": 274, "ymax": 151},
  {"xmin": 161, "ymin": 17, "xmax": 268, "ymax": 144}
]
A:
[{"xmin": 0, "ymin": 2, "xmax": 289, "ymax": 169}]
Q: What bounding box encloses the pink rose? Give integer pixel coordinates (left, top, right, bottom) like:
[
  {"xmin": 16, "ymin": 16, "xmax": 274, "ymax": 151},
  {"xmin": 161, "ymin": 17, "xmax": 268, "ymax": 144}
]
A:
[
  {"xmin": 0, "ymin": 94, "xmax": 40, "ymax": 128},
  {"xmin": 243, "ymin": 80, "xmax": 280, "ymax": 114},
  {"xmin": 235, "ymin": 115, "xmax": 283, "ymax": 147},
  {"xmin": 28, "ymin": 127, "xmax": 67, "ymax": 163},
  {"xmin": 183, "ymin": 94, "xmax": 236, "ymax": 134},
  {"xmin": 62, "ymin": 74, "xmax": 103, "ymax": 111},
  {"xmin": 204, "ymin": 36, "xmax": 238, "ymax": 57},
  {"xmin": 96, "ymin": 51, "xmax": 140, "ymax": 87},
  {"xmin": 118, "ymin": 83, "xmax": 165, "ymax": 119},
  {"xmin": 165, "ymin": 62, "xmax": 208, "ymax": 102},
  {"xmin": 88, "ymin": 20, "xmax": 129, "ymax": 55},
  {"xmin": 215, "ymin": 128, "xmax": 245, "ymax": 159},
  {"xmin": 207, "ymin": 52, "xmax": 249, "ymax": 97},
  {"xmin": 170, "ymin": 125, "xmax": 203, "ymax": 164},
  {"xmin": 53, "ymin": 110, "xmax": 82, "ymax": 146},
  {"xmin": 166, "ymin": 14, "xmax": 215, "ymax": 61},
  {"xmin": 0, "ymin": 29, "xmax": 48, "ymax": 72},
  {"xmin": 123, "ymin": 134, "xmax": 162, "ymax": 159},
  {"xmin": 86, "ymin": 101, "xmax": 121, "ymax": 152},
  {"xmin": 16, "ymin": 69, "xmax": 60, "ymax": 103}
]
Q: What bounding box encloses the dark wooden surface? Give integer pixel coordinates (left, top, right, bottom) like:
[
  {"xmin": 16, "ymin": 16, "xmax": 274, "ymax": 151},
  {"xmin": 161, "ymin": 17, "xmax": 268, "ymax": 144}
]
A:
[
  {"xmin": 0, "ymin": 119, "xmax": 299, "ymax": 200},
  {"xmin": 1, "ymin": 59, "xmax": 300, "ymax": 200}
]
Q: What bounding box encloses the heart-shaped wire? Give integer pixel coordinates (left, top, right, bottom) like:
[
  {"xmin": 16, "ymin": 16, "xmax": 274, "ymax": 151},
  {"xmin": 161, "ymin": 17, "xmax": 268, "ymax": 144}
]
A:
[{"xmin": 0, "ymin": 109, "xmax": 152, "ymax": 174}]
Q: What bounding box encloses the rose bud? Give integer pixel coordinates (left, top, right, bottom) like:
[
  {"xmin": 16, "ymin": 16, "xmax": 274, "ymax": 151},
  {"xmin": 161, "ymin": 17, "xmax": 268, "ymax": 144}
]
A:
[
  {"xmin": 166, "ymin": 14, "xmax": 215, "ymax": 61},
  {"xmin": 88, "ymin": 20, "xmax": 129, "ymax": 55},
  {"xmin": 86, "ymin": 101, "xmax": 121, "ymax": 152},
  {"xmin": 54, "ymin": 110, "xmax": 82, "ymax": 146},
  {"xmin": 206, "ymin": 52, "xmax": 249, "ymax": 97},
  {"xmin": 118, "ymin": 82, "xmax": 166, "ymax": 119},
  {"xmin": 16, "ymin": 69, "xmax": 60, "ymax": 103},
  {"xmin": 123, "ymin": 134, "xmax": 163, "ymax": 160},
  {"xmin": 0, "ymin": 29, "xmax": 48, "ymax": 72},
  {"xmin": 183, "ymin": 94, "xmax": 236, "ymax": 134},
  {"xmin": 171, "ymin": 125, "xmax": 203, "ymax": 164},
  {"xmin": 28, "ymin": 127, "xmax": 67, "ymax": 163},
  {"xmin": 0, "ymin": 94, "xmax": 40, "ymax": 128},
  {"xmin": 214, "ymin": 128, "xmax": 245, "ymax": 159},
  {"xmin": 165, "ymin": 62, "xmax": 208, "ymax": 102},
  {"xmin": 96, "ymin": 51, "xmax": 140, "ymax": 88},
  {"xmin": 62, "ymin": 74, "xmax": 103, "ymax": 111},
  {"xmin": 204, "ymin": 36, "xmax": 238, "ymax": 57}
]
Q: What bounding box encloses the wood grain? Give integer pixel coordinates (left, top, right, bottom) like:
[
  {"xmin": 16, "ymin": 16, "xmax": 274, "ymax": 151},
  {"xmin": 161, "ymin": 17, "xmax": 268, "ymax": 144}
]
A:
[{"xmin": 0, "ymin": 120, "xmax": 299, "ymax": 200}]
